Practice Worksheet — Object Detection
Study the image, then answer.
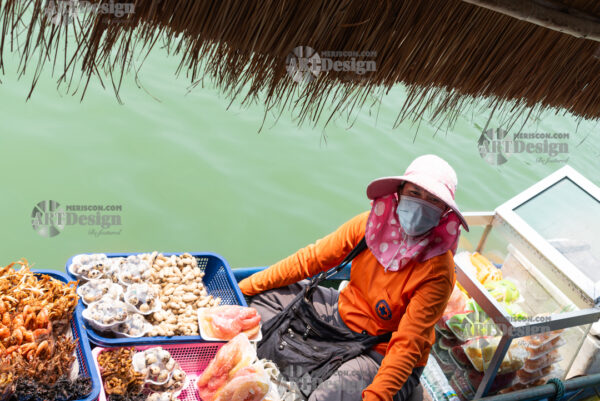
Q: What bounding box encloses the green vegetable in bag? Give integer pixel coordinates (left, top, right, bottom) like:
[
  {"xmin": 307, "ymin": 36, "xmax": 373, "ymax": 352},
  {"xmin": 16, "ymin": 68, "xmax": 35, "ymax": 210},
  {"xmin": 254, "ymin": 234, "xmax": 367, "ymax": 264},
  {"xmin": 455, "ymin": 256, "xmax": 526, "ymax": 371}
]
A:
[
  {"xmin": 484, "ymin": 279, "xmax": 520, "ymax": 303},
  {"xmin": 503, "ymin": 303, "xmax": 528, "ymax": 321}
]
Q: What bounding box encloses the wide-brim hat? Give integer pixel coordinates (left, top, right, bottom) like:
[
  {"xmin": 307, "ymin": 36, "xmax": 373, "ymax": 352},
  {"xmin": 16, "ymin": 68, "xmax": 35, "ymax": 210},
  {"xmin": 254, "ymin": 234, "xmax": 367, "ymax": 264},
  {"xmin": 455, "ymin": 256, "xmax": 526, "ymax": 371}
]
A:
[{"xmin": 366, "ymin": 154, "xmax": 469, "ymax": 231}]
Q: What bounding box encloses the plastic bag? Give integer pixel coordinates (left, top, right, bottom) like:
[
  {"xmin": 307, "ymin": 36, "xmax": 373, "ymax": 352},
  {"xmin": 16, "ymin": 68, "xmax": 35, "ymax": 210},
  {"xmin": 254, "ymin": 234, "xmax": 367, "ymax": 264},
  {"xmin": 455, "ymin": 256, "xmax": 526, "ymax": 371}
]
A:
[
  {"xmin": 213, "ymin": 365, "xmax": 271, "ymax": 401},
  {"xmin": 447, "ymin": 300, "xmax": 498, "ymax": 341},
  {"xmin": 68, "ymin": 253, "xmax": 110, "ymax": 281},
  {"xmin": 484, "ymin": 280, "xmax": 520, "ymax": 304},
  {"xmin": 112, "ymin": 313, "xmax": 152, "ymax": 338},
  {"xmin": 132, "ymin": 347, "xmax": 177, "ymax": 385},
  {"xmin": 118, "ymin": 257, "xmax": 152, "ymax": 285},
  {"xmin": 196, "ymin": 333, "xmax": 258, "ymax": 401},
  {"xmin": 77, "ymin": 279, "xmax": 123, "ymax": 305},
  {"xmin": 82, "ymin": 298, "xmax": 129, "ymax": 331},
  {"xmin": 463, "ymin": 337, "xmax": 527, "ymax": 374},
  {"xmin": 124, "ymin": 283, "xmax": 160, "ymax": 314}
]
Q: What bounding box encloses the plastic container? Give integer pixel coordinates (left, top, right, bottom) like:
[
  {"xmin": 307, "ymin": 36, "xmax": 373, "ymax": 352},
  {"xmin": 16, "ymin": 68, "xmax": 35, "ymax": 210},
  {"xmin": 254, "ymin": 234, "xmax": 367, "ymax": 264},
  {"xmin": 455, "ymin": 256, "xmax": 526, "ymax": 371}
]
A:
[
  {"xmin": 68, "ymin": 254, "xmax": 110, "ymax": 281},
  {"xmin": 467, "ymin": 370, "xmax": 517, "ymax": 394},
  {"xmin": 82, "ymin": 298, "xmax": 129, "ymax": 332},
  {"xmin": 524, "ymin": 333, "xmax": 565, "ymax": 354},
  {"xmin": 435, "ymin": 322, "xmax": 457, "ymax": 340},
  {"xmin": 118, "ymin": 260, "xmax": 152, "ymax": 286},
  {"xmin": 523, "ymin": 349, "xmax": 562, "ymax": 371},
  {"xmin": 432, "ymin": 343, "xmax": 454, "ymax": 367},
  {"xmin": 439, "ymin": 336, "xmax": 463, "ymax": 351},
  {"xmin": 448, "ymin": 345, "xmax": 472, "ymax": 370},
  {"xmin": 525, "ymin": 329, "xmax": 564, "ymax": 347},
  {"xmin": 517, "ymin": 364, "xmax": 563, "ymax": 385},
  {"xmin": 147, "ymin": 367, "xmax": 188, "ymax": 394},
  {"xmin": 32, "ymin": 270, "xmax": 101, "ymax": 401},
  {"xmin": 112, "ymin": 313, "xmax": 153, "ymax": 338},
  {"xmin": 132, "ymin": 347, "xmax": 177, "ymax": 385},
  {"xmin": 92, "ymin": 342, "xmax": 226, "ymax": 401},
  {"xmin": 68, "ymin": 252, "xmax": 246, "ymax": 346},
  {"xmin": 124, "ymin": 283, "xmax": 161, "ymax": 314},
  {"xmin": 105, "ymin": 257, "xmax": 124, "ymax": 283},
  {"xmin": 450, "ymin": 370, "xmax": 475, "ymax": 401},
  {"xmin": 450, "ymin": 345, "xmax": 471, "ymax": 369},
  {"xmin": 526, "ymin": 337, "xmax": 566, "ymax": 360},
  {"xmin": 77, "ymin": 279, "xmax": 123, "ymax": 305}
]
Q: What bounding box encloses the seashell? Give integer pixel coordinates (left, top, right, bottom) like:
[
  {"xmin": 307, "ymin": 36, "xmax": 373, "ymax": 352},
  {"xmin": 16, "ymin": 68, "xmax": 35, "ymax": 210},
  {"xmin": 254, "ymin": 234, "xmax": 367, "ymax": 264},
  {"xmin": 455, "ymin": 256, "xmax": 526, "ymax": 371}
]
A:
[
  {"xmin": 88, "ymin": 270, "xmax": 102, "ymax": 279},
  {"xmin": 172, "ymin": 369, "xmax": 184, "ymax": 381},
  {"xmin": 157, "ymin": 371, "xmax": 169, "ymax": 382},
  {"xmin": 145, "ymin": 353, "xmax": 158, "ymax": 365}
]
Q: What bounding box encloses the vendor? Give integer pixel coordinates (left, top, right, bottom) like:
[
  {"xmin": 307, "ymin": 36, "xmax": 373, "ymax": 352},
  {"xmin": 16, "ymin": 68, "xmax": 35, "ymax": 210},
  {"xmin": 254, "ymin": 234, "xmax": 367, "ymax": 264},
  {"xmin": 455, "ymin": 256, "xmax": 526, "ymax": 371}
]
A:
[{"xmin": 239, "ymin": 154, "xmax": 469, "ymax": 401}]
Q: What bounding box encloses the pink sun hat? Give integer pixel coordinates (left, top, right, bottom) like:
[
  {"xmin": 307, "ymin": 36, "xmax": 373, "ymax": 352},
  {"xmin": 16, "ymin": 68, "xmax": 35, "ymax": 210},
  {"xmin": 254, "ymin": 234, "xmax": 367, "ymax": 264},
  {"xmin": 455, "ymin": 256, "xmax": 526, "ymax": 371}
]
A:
[{"xmin": 366, "ymin": 154, "xmax": 469, "ymax": 231}]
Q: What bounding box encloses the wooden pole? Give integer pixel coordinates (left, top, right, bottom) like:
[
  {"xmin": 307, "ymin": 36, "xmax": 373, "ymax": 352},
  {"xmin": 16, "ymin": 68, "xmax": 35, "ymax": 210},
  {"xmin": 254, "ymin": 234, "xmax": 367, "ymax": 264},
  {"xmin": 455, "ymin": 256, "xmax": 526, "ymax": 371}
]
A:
[{"xmin": 461, "ymin": 0, "xmax": 600, "ymax": 42}]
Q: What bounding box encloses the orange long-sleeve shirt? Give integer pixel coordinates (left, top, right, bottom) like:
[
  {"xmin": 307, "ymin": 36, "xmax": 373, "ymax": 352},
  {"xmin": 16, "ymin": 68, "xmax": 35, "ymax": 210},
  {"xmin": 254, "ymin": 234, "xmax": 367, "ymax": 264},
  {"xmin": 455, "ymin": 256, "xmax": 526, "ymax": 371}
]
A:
[{"xmin": 239, "ymin": 211, "xmax": 455, "ymax": 401}]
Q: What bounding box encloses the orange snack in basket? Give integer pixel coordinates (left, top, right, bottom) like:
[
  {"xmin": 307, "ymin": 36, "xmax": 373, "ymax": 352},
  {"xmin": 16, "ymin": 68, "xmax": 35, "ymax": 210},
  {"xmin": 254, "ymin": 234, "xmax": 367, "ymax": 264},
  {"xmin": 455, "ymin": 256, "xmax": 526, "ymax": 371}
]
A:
[{"xmin": 201, "ymin": 306, "xmax": 261, "ymax": 340}]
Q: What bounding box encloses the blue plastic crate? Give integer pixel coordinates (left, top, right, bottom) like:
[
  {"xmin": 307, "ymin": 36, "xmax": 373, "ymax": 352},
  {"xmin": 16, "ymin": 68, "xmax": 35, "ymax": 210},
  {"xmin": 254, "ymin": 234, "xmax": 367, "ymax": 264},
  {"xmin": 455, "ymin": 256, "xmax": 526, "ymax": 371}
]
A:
[
  {"xmin": 32, "ymin": 270, "xmax": 101, "ymax": 401},
  {"xmin": 65, "ymin": 252, "xmax": 247, "ymax": 346}
]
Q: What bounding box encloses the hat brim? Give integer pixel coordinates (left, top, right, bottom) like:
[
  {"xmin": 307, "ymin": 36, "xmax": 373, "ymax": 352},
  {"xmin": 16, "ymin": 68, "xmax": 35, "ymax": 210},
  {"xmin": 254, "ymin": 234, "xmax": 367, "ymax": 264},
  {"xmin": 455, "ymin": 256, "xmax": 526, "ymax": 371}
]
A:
[{"xmin": 367, "ymin": 175, "xmax": 469, "ymax": 232}]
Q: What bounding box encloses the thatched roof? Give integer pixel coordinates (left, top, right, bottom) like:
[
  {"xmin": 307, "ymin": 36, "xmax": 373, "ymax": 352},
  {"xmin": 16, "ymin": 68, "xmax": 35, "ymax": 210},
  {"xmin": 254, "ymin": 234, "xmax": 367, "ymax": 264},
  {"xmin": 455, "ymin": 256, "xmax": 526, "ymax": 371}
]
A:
[{"xmin": 1, "ymin": 0, "xmax": 599, "ymax": 128}]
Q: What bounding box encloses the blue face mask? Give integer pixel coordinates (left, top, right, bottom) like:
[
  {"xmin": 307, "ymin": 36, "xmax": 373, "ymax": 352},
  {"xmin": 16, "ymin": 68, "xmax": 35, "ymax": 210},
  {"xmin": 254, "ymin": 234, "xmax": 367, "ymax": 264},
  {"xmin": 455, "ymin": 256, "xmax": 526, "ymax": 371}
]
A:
[{"xmin": 396, "ymin": 196, "xmax": 443, "ymax": 236}]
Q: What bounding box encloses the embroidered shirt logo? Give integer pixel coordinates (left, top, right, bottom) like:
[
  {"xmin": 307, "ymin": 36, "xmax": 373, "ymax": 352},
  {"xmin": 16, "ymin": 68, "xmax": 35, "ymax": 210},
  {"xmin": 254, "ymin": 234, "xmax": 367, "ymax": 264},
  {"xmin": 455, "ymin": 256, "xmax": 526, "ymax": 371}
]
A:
[{"xmin": 375, "ymin": 300, "xmax": 392, "ymax": 320}]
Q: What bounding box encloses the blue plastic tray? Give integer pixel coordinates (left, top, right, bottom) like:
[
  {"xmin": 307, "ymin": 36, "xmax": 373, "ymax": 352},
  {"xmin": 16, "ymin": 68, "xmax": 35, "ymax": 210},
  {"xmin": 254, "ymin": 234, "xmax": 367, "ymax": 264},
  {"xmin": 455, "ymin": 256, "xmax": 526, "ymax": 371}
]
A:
[
  {"xmin": 66, "ymin": 252, "xmax": 247, "ymax": 347},
  {"xmin": 33, "ymin": 270, "xmax": 102, "ymax": 401}
]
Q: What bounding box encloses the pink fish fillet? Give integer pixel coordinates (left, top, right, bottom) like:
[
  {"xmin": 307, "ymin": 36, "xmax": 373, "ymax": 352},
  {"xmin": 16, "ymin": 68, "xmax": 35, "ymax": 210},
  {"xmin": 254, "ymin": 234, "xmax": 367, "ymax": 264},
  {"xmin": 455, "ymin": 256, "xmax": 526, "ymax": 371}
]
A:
[
  {"xmin": 207, "ymin": 306, "xmax": 261, "ymax": 339},
  {"xmin": 197, "ymin": 333, "xmax": 256, "ymax": 401},
  {"xmin": 214, "ymin": 366, "xmax": 270, "ymax": 401}
]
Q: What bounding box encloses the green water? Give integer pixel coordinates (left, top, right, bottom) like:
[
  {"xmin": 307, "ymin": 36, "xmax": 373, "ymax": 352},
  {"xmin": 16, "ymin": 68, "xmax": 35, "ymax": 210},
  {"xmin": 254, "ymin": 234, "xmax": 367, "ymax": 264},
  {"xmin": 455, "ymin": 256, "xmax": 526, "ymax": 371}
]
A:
[{"xmin": 1, "ymin": 46, "xmax": 598, "ymax": 272}]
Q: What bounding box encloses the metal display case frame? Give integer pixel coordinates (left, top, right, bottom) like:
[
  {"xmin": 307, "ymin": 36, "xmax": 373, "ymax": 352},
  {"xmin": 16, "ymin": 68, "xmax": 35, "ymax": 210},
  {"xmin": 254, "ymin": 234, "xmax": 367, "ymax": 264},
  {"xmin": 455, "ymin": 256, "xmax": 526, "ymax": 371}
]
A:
[{"xmin": 455, "ymin": 166, "xmax": 600, "ymax": 398}]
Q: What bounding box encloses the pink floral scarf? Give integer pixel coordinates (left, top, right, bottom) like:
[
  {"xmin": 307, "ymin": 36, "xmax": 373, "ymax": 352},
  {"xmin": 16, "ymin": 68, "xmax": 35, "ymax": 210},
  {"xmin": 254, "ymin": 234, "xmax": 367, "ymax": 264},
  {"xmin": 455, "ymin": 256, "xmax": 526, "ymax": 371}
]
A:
[{"xmin": 366, "ymin": 194, "xmax": 461, "ymax": 272}]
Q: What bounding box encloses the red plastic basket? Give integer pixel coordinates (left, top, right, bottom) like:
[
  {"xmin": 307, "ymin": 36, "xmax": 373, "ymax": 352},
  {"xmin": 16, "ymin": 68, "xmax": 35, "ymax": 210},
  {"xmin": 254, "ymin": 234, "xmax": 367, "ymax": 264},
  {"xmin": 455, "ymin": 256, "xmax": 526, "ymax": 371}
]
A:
[{"xmin": 92, "ymin": 342, "xmax": 226, "ymax": 401}]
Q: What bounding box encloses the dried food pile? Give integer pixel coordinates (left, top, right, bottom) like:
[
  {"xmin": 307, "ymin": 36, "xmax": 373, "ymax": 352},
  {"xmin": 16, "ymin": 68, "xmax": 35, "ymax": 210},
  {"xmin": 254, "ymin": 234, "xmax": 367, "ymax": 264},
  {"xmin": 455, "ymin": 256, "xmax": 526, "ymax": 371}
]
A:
[
  {"xmin": 97, "ymin": 347, "xmax": 187, "ymax": 401},
  {"xmin": 0, "ymin": 260, "xmax": 90, "ymax": 400},
  {"xmin": 71, "ymin": 253, "xmax": 221, "ymax": 338}
]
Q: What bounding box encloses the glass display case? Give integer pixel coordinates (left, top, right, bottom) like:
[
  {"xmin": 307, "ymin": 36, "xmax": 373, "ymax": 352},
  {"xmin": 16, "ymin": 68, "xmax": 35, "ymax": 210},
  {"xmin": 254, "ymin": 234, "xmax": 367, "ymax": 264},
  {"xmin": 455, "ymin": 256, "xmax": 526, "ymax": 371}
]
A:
[{"xmin": 432, "ymin": 166, "xmax": 600, "ymax": 399}]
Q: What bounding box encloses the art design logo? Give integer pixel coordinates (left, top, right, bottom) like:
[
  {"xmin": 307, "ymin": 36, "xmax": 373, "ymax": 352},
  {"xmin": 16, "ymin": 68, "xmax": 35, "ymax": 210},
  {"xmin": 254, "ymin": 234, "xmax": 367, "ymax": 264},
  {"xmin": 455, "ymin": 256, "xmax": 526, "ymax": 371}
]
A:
[
  {"xmin": 478, "ymin": 128, "xmax": 569, "ymax": 166},
  {"xmin": 286, "ymin": 46, "xmax": 322, "ymax": 83},
  {"xmin": 44, "ymin": 0, "xmax": 135, "ymax": 26},
  {"xmin": 31, "ymin": 200, "xmax": 123, "ymax": 237},
  {"xmin": 478, "ymin": 128, "xmax": 511, "ymax": 165},
  {"xmin": 31, "ymin": 200, "xmax": 66, "ymax": 237},
  {"xmin": 286, "ymin": 46, "xmax": 377, "ymax": 83}
]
